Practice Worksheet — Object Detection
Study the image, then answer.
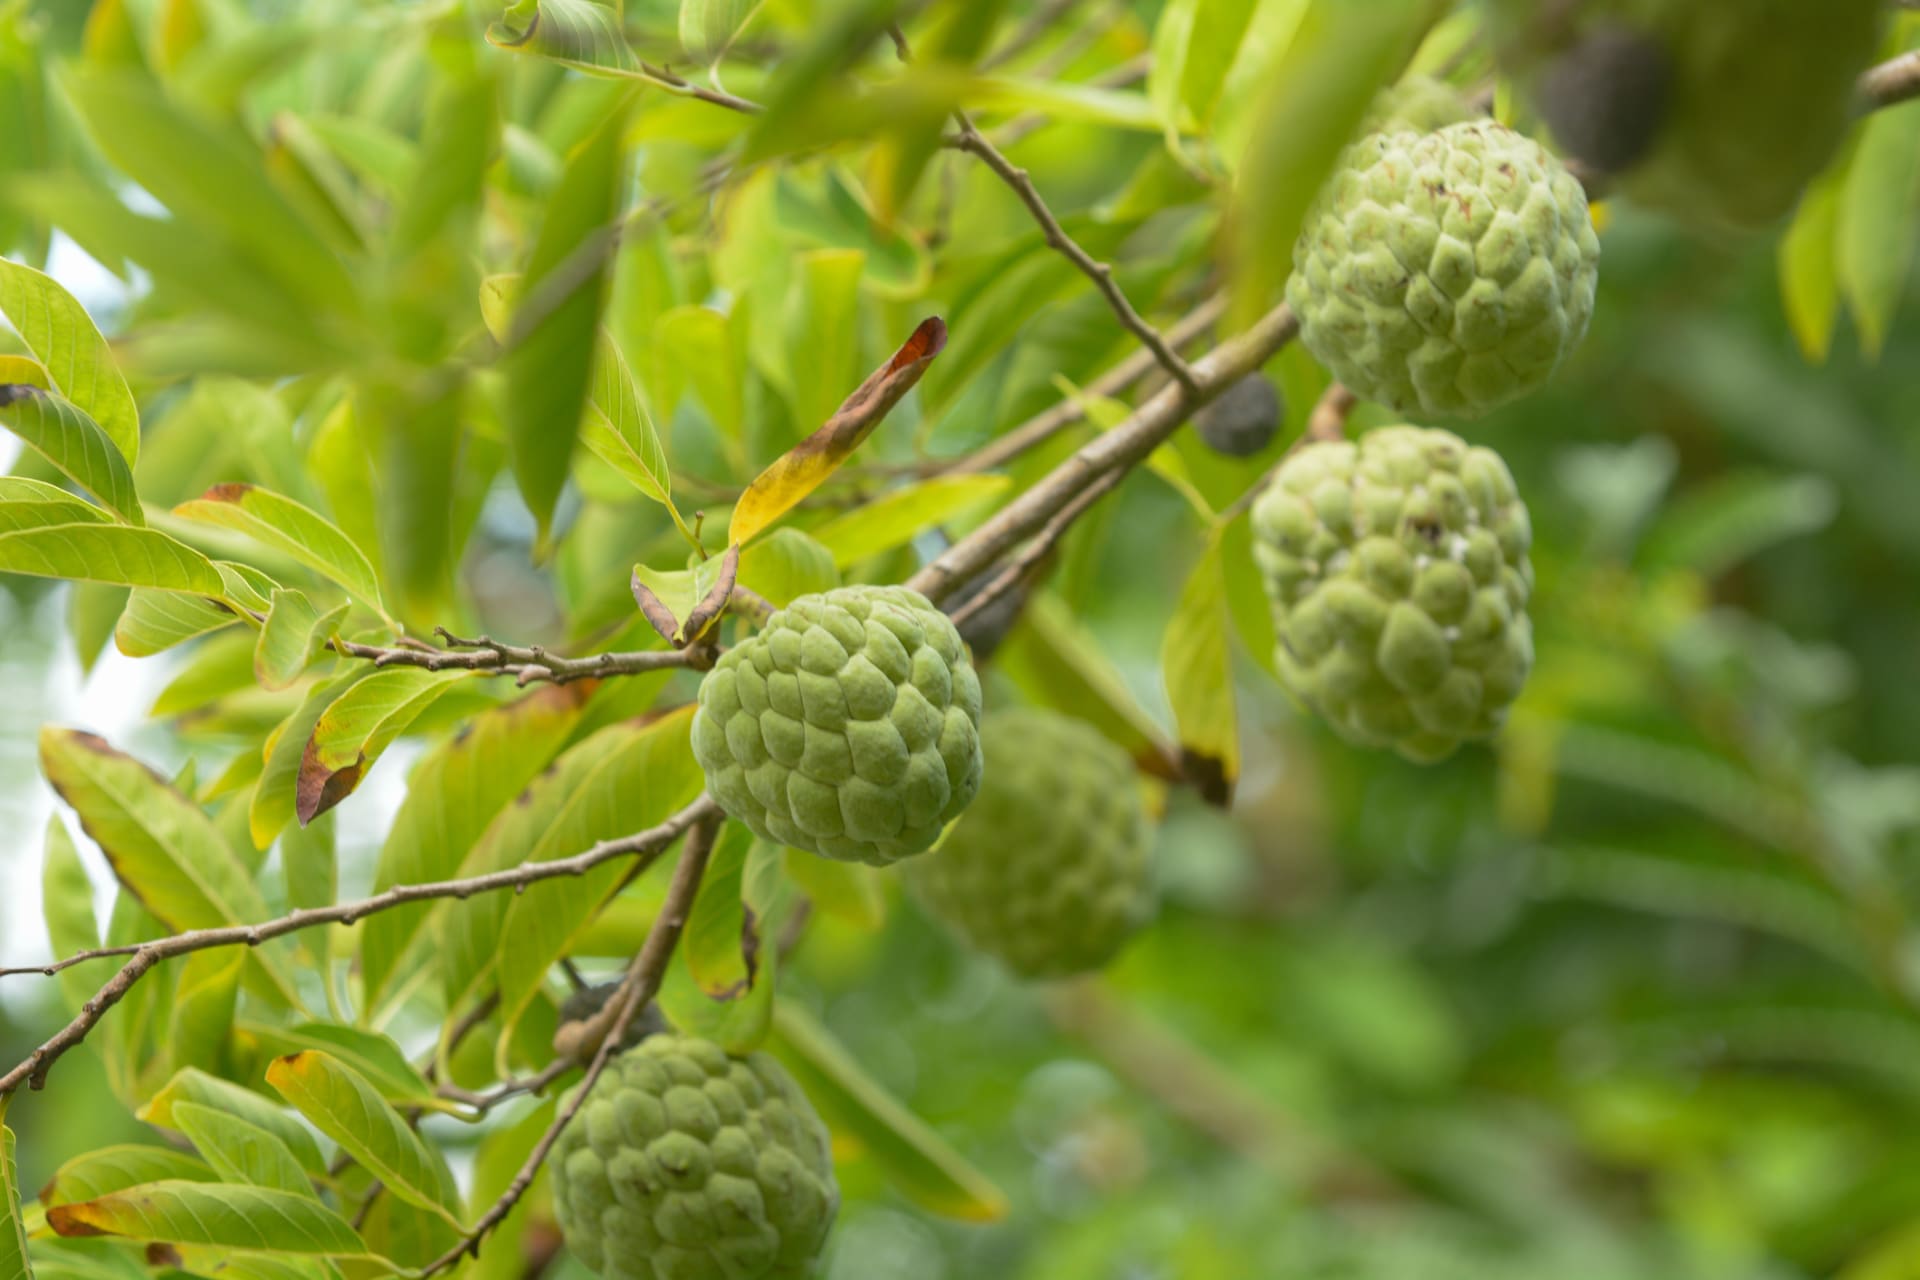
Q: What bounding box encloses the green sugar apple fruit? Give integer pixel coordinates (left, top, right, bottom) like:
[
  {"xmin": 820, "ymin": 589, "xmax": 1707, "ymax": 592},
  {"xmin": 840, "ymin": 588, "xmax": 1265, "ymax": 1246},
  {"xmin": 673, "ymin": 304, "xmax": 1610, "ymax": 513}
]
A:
[
  {"xmin": 1493, "ymin": 0, "xmax": 1882, "ymax": 231},
  {"xmin": 1287, "ymin": 120, "xmax": 1600, "ymax": 419},
  {"xmin": 549, "ymin": 1033, "xmax": 838, "ymax": 1280},
  {"xmin": 1251, "ymin": 426, "xmax": 1533, "ymax": 763},
  {"xmin": 904, "ymin": 708, "xmax": 1152, "ymax": 978},
  {"xmin": 692, "ymin": 584, "xmax": 984, "ymax": 865},
  {"xmin": 1362, "ymin": 75, "xmax": 1478, "ymax": 135}
]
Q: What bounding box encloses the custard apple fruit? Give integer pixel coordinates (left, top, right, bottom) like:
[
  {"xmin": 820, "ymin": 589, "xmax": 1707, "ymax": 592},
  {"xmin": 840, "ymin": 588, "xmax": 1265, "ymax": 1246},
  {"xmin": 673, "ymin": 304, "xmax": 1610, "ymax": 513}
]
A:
[
  {"xmin": 1363, "ymin": 75, "xmax": 1478, "ymax": 135},
  {"xmin": 904, "ymin": 708, "xmax": 1152, "ymax": 978},
  {"xmin": 549, "ymin": 1034, "xmax": 838, "ymax": 1280},
  {"xmin": 692, "ymin": 584, "xmax": 984, "ymax": 865},
  {"xmin": 1493, "ymin": 0, "xmax": 1882, "ymax": 231},
  {"xmin": 1288, "ymin": 120, "xmax": 1600, "ymax": 419},
  {"xmin": 1250, "ymin": 426, "xmax": 1533, "ymax": 763}
]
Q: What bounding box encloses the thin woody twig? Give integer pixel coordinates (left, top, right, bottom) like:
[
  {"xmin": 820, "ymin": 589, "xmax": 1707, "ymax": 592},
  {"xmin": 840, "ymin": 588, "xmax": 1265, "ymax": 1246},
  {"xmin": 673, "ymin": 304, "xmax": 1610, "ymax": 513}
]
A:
[
  {"xmin": 909, "ymin": 301, "xmax": 1300, "ymax": 604},
  {"xmin": 332, "ymin": 631, "xmax": 710, "ymax": 687},
  {"xmin": 0, "ymin": 797, "xmax": 719, "ymax": 1095},
  {"xmin": 1861, "ymin": 49, "xmax": 1920, "ymax": 112},
  {"xmin": 422, "ymin": 815, "xmax": 722, "ymax": 1276},
  {"xmin": 946, "ymin": 467, "xmax": 1124, "ymax": 631}
]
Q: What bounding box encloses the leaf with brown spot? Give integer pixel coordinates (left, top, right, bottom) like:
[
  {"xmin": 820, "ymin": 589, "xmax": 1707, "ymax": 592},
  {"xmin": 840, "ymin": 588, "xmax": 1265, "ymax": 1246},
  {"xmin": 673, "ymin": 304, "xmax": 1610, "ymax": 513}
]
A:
[
  {"xmin": 295, "ymin": 669, "xmax": 473, "ymax": 824},
  {"xmin": 727, "ymin": 317, "xmax": 946, "ymax": 548}
]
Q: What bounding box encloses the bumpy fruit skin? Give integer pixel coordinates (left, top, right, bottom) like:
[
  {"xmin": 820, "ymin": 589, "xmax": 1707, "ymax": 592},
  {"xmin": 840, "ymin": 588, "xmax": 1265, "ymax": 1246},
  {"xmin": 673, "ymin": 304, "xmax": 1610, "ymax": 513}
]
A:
[
  {"xmin": 1362, "ymin": 75, "xmax": 1477, "ymax": 135},
  {"xmin": 904, "ymin": 709, "xmax": 1152, "ymax": 978},
  {"xmin": 1287, "ymin": 121, "xmax": 1600, "ymax": 419},
  {"xmin": 1195, "ymin": 374, "xmax": 1285, "ymax": 458},
  {"xmin": 549, "ymin": 1034, "xmax": 838, "ymax": 1280},
  {"xmin": 1250, "ymin": 427, "xmax": 1533, "ymax": 763},
  {"xmin": 692, "ymin": 585, "xmax": 984, "ymax": 865}
]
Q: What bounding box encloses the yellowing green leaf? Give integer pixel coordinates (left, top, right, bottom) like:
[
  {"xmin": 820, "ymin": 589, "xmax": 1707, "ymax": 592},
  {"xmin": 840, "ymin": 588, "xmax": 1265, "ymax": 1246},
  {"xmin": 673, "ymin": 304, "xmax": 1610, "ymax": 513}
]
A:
[
  {"xmin": 173, "ymin": 483, "xmax": 385, "ymax": 617},
  {"xmin": 139, "ymin": 1069, "xmax": 327, "ymax": 1176},
  {"xmin": 169, "ymin": 1103, "xmax": 314, "ymax": 1198},
  {"xmin": 0, "ymin": 257, "xmax": 139, "ymax": 463},
  {"xmin": 36, "ymin": 1147, "xmax": 216, "ymax": 1209},
  {"xmin": 1162, "ymin": 533, "xmax": 1238, "ymax": 800},
  {"xmin": 811, "ymin": 475, "xmax": 1009, "ymax": 569},
  {"xmin": 729, "ymin": 317, "xmax": 947, "ymax": 547},
  {"xmin": 254, "ymin": 588, "xmax": 347, "ymax": 691},
  {"xmin": 114, "ymin": 589, "xmax": 239, "ymax": 658},
  {"xmin": 295, "ymin": 667, "xmax": 471, "ymax": 824},
  {"xmin": 266, "ymin": 1052, "xmax": 462, "ymax": 1229},
  {"xmin": 1780, "ymin": 161, "xmax": 1846, "ymax": 363},
  {"xmin": 46, "ymin": 1182, "xmax": 369, "ymax": 1257},
  {"xmin": 1839, "ymin": 101, "xmax": 1920, "ymax": 359}
]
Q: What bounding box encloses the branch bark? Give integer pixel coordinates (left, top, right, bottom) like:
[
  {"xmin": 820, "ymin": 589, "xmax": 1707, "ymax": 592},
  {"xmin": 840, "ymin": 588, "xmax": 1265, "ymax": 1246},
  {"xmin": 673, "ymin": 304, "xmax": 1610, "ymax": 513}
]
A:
[
  {"xmin": 334, "ymin": 629, "xmax": 710, "ymax": 686},
  {"xmin": 422, "ymin": 814, "xmax": 722, "ymax": 1276},
  {"xmin": 0, "ymin": 797, "xmax": 719, "ymax": 1095}
]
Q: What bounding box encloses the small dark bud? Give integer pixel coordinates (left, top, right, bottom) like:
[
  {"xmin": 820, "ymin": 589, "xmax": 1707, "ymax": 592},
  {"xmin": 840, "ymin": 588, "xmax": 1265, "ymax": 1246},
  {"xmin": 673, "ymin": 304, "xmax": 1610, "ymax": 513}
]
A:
[
  {"xmin": 1536, "ymin": 25, "xmax": 1673, "ymax": 176},
  {"xmin": 1194, "ymin": 374, "xmax": 1284, "ymax": 458},
  {"xmin": 551, "ymin": 981, "xmax": 666, "ymax": 1062},
  {"xmin": 949, "ymin": 574, "xmax": 1030, "ymax": 664}
]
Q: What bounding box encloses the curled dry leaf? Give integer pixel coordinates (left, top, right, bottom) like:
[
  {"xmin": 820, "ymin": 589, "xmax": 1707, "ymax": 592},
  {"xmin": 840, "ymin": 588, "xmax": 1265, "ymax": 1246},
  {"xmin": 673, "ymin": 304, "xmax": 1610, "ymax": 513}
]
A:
[{"xmin": 726, "ymin": 317, "xmax": 947, "ymax": 550}]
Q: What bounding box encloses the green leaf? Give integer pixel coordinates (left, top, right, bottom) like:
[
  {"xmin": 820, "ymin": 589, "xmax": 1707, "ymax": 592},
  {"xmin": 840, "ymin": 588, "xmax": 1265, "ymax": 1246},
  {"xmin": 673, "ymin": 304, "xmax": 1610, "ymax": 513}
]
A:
[
  {"xmin": 682, "ymin": 824, "xmax": 756, "ymax": 999},
  {"xmin": 113, "ymin": 589, "xmax": 239, "ymax": 658},
  {"xmin": 653, "ymin": 304, "xmax": 744, "ymax": 451},
  {"xmin": 45, "ymin": 1182, "xmax": 369, "ymax": 1258},
  {"xmin": 1779, "ymin": 160, "xmax": 1846, "ymax": 364},
  {"xmin": 164, "ymin": 948, "xmax": 243, "ymax": 1078},
  {"xmin": 658, "ymin": 828, "xmax": 777, "ymax": 1051},
  {"xmin": 488, "ymin": 0, "xmax": 638, "ymax": 72},
  {"xmin": 37, "ymin": 730, "xmax": 290, "ymax": 993},
  {"xmin": 467, "ymin": 1104, "xmax": 555, "ymax": 1280},
  {"xmin": 1229, "ymin": 0, "xmax": 1441, "ymax": 320},
  {"xmin": 1149, "ymin": 0, "xmax": 1259, "ymax": 147},
  {"xmin": 492, "ymin": 706, "xmax": 705, "ymax": 1054},
  {"xmin": 1839, "ymin": 101, "xmax": 1920, "ymax": 359},
  {"xmin": 780, "ymin": 850, "xmax": 884, "ymax": 929},
  {"xmin": 360, "ymin": 684, "xmax": 589, "ymax": 1017},
  {"xmin": 266, "ymin": 1052, "xmax": 463, "ymax": 1229},
  {"xmin": 1, "ymin": 1114, "xmax": 31, "ymax": 1280},
  {"xmin": 811, "ymin": 475, "xmax": 1009, "ymax": 569},
  {"xmin": 768, "ymin": 1003, "xmax": 1008, "ymax": 1222},
  {"xmin": 0, "ymin": 258, "xmax": 138, "ymax": 462},
  {"xmin": 240, "ymin": 1023, "xmax": 435, "ymax": 1108},
  {"xmin": 499, "ymin": 98, "xmax": 629, "ymax": 544},
  {"xmin": 172, "ymin": 483, "xmax": 385, "ymax": 618},
  {"xmin": 251, "ymin": 671, "xmax": 370, "ymax": 850},
  {"xmin": 1640, "ymin": 471, "xmax": 1838, "ymax": 578},
  {"xmin": 997, "ymin": 593, "xmax": 1179, "ymax": 779},
  {"xmin": 1162, "ymin": 533, "xmax": 1238, "ymax": 797},
  {"xmin": 169, "ymin": 1104, "xmax": 314, "ymax": 1198},
  {"xmin": 60, "ymin": 71, "xmax": 361, "ymax": 330},
  {"xmin": 41, "ymin": 819, "xmax": 105, "ymax": 1017},
  {"xmin": 0, "ymin": 522, "xmax": 223, "ymax": 593},
  {"xmin": 679, "ymin": 0, "xmax": 756, "ymax": 62},
  {"xmin": 0, "ymin": 386, "xmax": 139, "ymax": 522},
  {"xmin": 737, "ymin": 528, "xmax": 839, "ymax": 607},
  {"xmin": 36, "ymin": 1148, "xmax": 216, "ymax": 1208},
  {"xmin": 279, "ymin": 811, "xmax": 336, "ymax": 924},
  {"xmin": 295, "ymin": 668, "xmax": 471, "ymax": 824},
  {"xmin": 254, "ymin": 589, "xmax": 346, "ymax": 691},
  {"xmin": 139, "ymin": 1069, "xmax": 326, "ymax": 1176}
]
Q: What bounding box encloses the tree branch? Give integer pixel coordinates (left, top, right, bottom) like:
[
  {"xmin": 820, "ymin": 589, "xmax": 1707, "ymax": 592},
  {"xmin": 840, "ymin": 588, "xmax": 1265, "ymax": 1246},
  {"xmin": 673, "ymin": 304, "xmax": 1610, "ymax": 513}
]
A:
[
  {"xmin": 1861, "ymin": 49, "xmax": 1920, "ymax": 112},
  {"xmin": 946, "ymin": 467, "xmax": 1124, "ymax": 631},
  {"xmin": 908, "ymin": 301, "xmax": 1300, "ymax": 604},
  {"xmin": 0, "ymin": 797, "xmax": 719, "ymax": 1095},
  {"xmin": 935, "ymin": 294, "xmax": 1227, "ymax": 477},
  {"xmin": 423, "ymin": 814, "xmax": 722, "ymax": 1276},
  {"xmin": 332, "ymin": 629, "xmax": 710, "ymax": 686}
]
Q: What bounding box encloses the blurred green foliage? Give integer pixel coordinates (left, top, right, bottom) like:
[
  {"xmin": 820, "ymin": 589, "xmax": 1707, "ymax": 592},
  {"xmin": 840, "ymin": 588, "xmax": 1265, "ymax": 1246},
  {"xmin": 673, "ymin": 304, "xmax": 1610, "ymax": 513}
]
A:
[{"xmin": 1, "ymin": 2, "xmax": 1919, "ymax": 1278}]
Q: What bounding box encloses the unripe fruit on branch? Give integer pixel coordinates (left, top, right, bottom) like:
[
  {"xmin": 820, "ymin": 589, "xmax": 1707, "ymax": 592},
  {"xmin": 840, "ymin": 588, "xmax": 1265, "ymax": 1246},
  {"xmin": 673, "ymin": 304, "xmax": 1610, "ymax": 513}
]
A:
[
  {"xmin": 692, "ymin": 585, "xmax": 984, "ymax": 865},
  {"xmin": 549, "ymin": 1034, "xmax": 838, "ymax": 1280},
  {"xmin": 1194, "ymin": 374, "xmax": 1285, "ymax": 458},
  {"xmin": 1288, "ymin": 121, "xmax": 1600, "ymax": 419},
  {"xmin": 905, "ymin": 708, "xmax": 1153, "ymax": 979},
  {"xmin": 1251, "ymin": 426, "xmax": 1534, "ymax": 763}
]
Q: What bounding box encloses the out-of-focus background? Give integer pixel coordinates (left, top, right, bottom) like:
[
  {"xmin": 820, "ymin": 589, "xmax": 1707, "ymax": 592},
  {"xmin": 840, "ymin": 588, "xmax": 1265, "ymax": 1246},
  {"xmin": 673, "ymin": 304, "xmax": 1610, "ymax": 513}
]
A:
[{"xmin": 5, "ymin": 1, "xmax": 1920, "ymax": 1277}]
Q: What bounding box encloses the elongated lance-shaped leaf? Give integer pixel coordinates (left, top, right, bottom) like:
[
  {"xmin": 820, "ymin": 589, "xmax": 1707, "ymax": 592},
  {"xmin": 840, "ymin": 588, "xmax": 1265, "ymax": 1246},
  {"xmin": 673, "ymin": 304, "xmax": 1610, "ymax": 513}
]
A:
[
  {"xmin": 0, "ymin": 385, "xmax": 139, "ymax": 523},
  {"xmin": 811, "ymin": 474, "xmax": 1009, "ymax": 569},
  {"xmin": 170, "ymin": 1103, "xmax": 316, "ymax": 1198},
  {"xmin": 37, "ymin": 1147, "xmax": 217, "ymax": 1210},
  {"xmin": 499, "ymin": 99, "xmax": 629, "ymax": 545},
  {"xmin": 251, "ymin": 671, "xmax": 371, "ymax": 850},
  {"xmin": 114, "ymin": 588, "xmax": 238, "ymax": 658},
  {"xmin": 0, "ymin": 522, "xmax": 222, "ymax": 594},
  {"xmin": 0, "ymin": 257, "xmax": 139, "ymax": 462},
  {"xmin": 255, "ymin": 589, "xmax": 346, "ymax": 691},
  {"xmin": 768, "ymin": 1003, "xmax": 1008, "ymax": 1222},
  {"xmin": 139, "ymin": 1069, "xmax": 326, "ymax": 1176},
  {"xmin": 360, "ymin": 682, "xmax": 589, "ymax": 1017},
  {"xmin": 173, "ymin": 483, "xmax": 385, "ymax": 617},
  {"xmin": 1161, "ymin": 531, "xmax": 1238, "ymax": 805},
  {"xmin": 265, "ymin": 1052, "xmax": 463, "ymax": 1228},
  {"xmin": 38, "ymin": 729, "xmax": 300, "ymax": 1005},
  {"xmin": 295, "ymin": 667, "xmax": 472, "ymax": 824},
  {"xmin": 240, "ymin": 1023, "xmax": 437, "ymax": 1108},
  {"xmin": 163, "ymin": 948, "xmax": 243, "ymax": 1079},
  {"xmin": 45, "ymin": 1182, "xmax": 370, "ymax": 1258},
  {"xmin": 1, "ymin": 1104, "xmax": 31, "ymax": 1280},
  {"xmin": 488, "ymin": 0, "xmax": 639, "ymax": 71},
  {"xmin": 728, "ymin": 316, "xmax": 946, "ymax": 548}
]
